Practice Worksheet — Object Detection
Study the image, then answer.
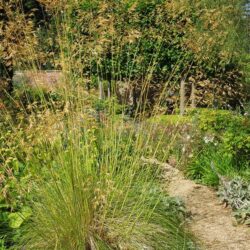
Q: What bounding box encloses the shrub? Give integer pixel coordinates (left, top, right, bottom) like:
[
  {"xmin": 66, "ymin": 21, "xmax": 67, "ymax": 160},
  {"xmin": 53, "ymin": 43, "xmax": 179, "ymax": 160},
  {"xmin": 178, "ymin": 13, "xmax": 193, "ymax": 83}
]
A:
[
  {"xmin": 200, "ymin": 110, "xmax": 249, "ymax": 167},
  {"xmin": 185, "ymin": 109, "xmax": 250, "ymax": 185}
]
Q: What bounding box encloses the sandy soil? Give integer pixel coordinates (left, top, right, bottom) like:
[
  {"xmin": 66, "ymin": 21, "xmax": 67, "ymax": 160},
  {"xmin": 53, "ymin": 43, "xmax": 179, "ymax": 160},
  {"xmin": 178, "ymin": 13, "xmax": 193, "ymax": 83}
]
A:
[{"xmin": 165, "ymin": 166, "xmax": 250, "ymax": 250}]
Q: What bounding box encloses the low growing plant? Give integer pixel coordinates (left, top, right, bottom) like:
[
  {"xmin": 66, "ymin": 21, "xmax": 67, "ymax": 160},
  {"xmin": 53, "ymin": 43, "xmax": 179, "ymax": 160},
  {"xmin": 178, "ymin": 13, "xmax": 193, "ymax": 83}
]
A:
[{"xmin": 217, "ymin": 177, "xmax": 250, "ymax": 225}]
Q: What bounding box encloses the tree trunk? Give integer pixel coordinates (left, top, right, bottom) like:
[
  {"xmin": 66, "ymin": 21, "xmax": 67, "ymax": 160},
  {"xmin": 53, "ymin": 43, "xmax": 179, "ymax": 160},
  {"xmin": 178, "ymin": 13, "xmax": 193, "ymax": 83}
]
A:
[
  {"xmin": 180, "ymin": 80, "xmax": 185, "ymax": 115},
  {"xmin": 191, "ymin": 82, "xmax": 196, "ymax": 108},
  {"xmin": 99, "ymin": 79, "xmax": 104, "ymax": 100},
  {"xmin": 107, "ymin": 81, "xmax": 111, "ymax": 98}
]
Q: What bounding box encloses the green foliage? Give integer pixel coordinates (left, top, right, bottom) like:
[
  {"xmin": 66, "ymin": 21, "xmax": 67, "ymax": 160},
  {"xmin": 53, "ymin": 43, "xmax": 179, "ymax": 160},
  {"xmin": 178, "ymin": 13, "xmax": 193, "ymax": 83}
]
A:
[
  {"xmin": 8, "ymin": 207, "xmax": 32, "ymax": 229},
  {"xmin": 0, "ymin": 239, "xmax": 6, "ymax": 250},
  {"xmin": 186, "ymin": 145, "xmax": 237, "ymax": 186},
  {"xmin": 192, "ymin": 109, "xmax": 250, "ymax": 169},
  {"xmin": 0, "ymin": 120, "xmax": 30, "ymax": 247},
  {"xmin": 93, "ymin": 97, "xmax": 123, "ymax": 115},
  {"xmin": 191, "ymin": 109, "xmax": 244, "ymax": 132},
  {"xmin": 218, "ymin": 178, "xmax": 250, "ymax": 225},
  {"xmin": 150, "ymin": 114, "xmax": 191, "ymax": 126},
  {"xmin": 13, "ymin": 87, "xmax": 64, "ymax": 112}
]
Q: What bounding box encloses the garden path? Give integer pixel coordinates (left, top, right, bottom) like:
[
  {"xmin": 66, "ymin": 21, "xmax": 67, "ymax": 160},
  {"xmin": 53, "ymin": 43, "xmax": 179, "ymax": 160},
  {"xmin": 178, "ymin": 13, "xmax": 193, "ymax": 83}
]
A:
[{"xmin": 165, "ymin": 164, "xmax": 250, "ymax": 250}]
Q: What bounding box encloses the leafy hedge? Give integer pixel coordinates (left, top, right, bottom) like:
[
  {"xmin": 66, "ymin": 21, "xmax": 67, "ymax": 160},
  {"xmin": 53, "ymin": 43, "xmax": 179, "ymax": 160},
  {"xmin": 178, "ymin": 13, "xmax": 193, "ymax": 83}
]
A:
[{"xmin": 2, "ymin": 0, "xmax": 247, "ymax": 110}]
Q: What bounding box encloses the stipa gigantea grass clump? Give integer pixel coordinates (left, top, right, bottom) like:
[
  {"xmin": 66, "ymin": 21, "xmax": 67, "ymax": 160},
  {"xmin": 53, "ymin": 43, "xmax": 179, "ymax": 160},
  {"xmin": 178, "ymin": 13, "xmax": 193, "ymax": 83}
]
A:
[{"xmin": 16, "ymin": 105, "xmax": 196, "ymax": 249}]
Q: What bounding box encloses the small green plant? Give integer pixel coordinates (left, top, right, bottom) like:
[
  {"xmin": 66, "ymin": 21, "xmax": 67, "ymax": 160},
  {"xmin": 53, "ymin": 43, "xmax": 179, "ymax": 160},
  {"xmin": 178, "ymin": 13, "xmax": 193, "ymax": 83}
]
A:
[
  {"xmin": 186, "ymin": 145, "xmax": 235, "ymax": 186},
  {"xmin": 0, "ymin": 238, "xmax": 7, "ymax": 250},
  {"xmin": 217, "ymin": 177, "xmax": 250, "ymax": 225}
]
